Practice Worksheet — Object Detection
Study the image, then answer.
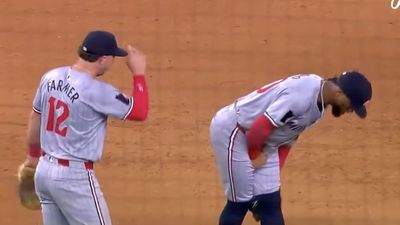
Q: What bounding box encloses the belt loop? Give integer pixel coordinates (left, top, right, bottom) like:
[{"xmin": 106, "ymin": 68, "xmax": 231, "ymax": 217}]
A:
[
  {"xmin": 84, "ymin": 161, "xmax": 94, "ymax": 170},
  {"xmin": 58, "ymin": 159, "xmax": 70, "ymax": 167}
]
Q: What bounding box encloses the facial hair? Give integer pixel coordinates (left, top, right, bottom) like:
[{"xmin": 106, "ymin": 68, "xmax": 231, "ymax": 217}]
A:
[{"xmin": 331, "ymin": 104, "xmax": 342, "ymax": 117}]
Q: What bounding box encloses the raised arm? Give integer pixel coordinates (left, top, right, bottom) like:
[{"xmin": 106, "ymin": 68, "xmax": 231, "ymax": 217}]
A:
[{"xmin": 124, "ymin": 45, "xmax": 149, "ymax": 121}]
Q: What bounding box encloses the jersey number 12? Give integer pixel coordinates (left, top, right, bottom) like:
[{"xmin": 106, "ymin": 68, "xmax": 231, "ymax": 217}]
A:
[{"xmin": 46, "ymin": 96, "xmax": 69, "ymax": 137}]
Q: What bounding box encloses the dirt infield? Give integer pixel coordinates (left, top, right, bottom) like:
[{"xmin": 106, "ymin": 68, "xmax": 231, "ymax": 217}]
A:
[{"xmin": 1, "ymin": 0, "xmax": 399, "ymax": 225}]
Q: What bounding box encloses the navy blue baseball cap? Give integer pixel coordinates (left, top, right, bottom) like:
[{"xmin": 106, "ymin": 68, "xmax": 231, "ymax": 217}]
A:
[
  {"xmin": 80, "ymin": 31, "xmax": 127, "ymax": 57},
  {"xmin": 337, "ymin": 71, "xmax": 372, "ymax": 118}
]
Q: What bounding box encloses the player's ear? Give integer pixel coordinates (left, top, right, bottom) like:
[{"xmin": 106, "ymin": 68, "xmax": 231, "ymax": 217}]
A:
[
  {"xmin": 334, "ymin": 89, "xmax": 345, "ymax": 98},
  {"xmin": 331, "ymin": 82, "xmax": 344, "ymax": 96},
  {"xmin": 97, "ymin": 56, "xmax": 107, "ymax": 64}
]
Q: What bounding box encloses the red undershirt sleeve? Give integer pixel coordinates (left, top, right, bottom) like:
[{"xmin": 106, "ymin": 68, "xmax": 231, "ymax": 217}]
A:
[
  {"xmin": 278, "ymin": 145, "xmax": 291, "ymax": 170},
  {"xmin": 126, "ymin": 75, "xmax": 149, "ymax": 121},
  {"xmin": 28, "ymin": 144, "xmax": 42, "ymax": 158},
  {"xmin": 246, "ymin": 114, "xmax": 276, "ymax": 160}
]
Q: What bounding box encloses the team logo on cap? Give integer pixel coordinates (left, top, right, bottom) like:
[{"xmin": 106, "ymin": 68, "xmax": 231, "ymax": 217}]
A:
[
  {"xmin": 391, "ymin": 0, "xmax": 400, "ymax": 9},
  {"xmin": 82, "ymin": 46, "xmax": 87, "ymax": 51}
]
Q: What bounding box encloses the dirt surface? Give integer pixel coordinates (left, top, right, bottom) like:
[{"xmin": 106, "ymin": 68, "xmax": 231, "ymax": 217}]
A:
[{"xmin": 0, "ymin": 0, "xmax": 399, "ymax": 224}]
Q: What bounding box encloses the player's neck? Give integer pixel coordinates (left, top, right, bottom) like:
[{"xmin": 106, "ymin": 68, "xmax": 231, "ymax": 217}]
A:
[
  {"xmin": 320, "ymin": 81, "xmax": 338, "ymax": 107},
  {"xmin": 72, "ymin": 60, "xmax": 98, "ymax": 78},
  {"xmin": 317, "ymin": 81, "xmax": 326, "ymax": 111}
]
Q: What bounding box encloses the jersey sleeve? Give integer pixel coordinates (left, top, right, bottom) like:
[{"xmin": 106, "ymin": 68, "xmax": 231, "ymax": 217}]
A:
[
  {"xmin": 264, "ymin": 90, "xmax": 306, "ymax": 127},
  {"xmin": 85, "ymin": 82, "xmax": 133, "ymax": 120},
  {"xmin": 32, "ymin": 77, "xmax": 45, "ymax": 114}
]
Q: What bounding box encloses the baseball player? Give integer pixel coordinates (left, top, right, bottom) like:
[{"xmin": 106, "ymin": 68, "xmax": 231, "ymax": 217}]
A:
[
  {"xmin": 17, "ymin": 30, "xmax": 148, "ymax": 225},
  {"xmin": 209, "ymin": 72, "xmax": 372, "ymax": 225}
]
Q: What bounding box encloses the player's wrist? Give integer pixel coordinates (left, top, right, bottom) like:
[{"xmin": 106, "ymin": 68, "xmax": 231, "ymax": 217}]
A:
[
  {"xmin": 28, "ymin": 143, "xmax": 41, "ymax": 158},
  {"xmin": 133, "ymin": 75, "xmax": 146, "ymax": 83},
  {"xmin": 24, "ymin": 155, "xmax": 39, "ymax": 168},
  {"xmin": 251, "ymin": 153, "xmax": 266, "ymax": 168},
  {"xmin": 249, "ymin": 149, "xmax": 262, "ymax": 160}
]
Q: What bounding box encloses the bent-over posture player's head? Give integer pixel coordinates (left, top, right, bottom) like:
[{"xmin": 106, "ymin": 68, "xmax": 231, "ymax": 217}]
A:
[{"xmin": 323, "ymin": 71, "xmax": 372, "ymax": 118}]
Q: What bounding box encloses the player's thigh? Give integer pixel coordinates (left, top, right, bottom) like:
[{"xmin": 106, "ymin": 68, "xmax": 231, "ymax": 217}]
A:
[
  {"xmin": 41, "ymin": 202, "xmax": 69, "ymax": 225},
  {"xmin": 253, "ymin": 153, "xmax": 281, "ymax": 196},
  {"xmin": 35, "ymin": 157, "xmax": 69, "ymax": 225},
  {"xmin": 34, "ymin": 157, "xmax": 51, "ymax": 197},
  {"xmin": 222, "ymin": 157, "xmax": 255, "ymax": 202},
  {"xmin": 51, "ymin": 170, "xmax": 112, "ymax": 225},
  {"xmin": 211, "ymin": 125, "xmax": 254, "ymax": 201}
]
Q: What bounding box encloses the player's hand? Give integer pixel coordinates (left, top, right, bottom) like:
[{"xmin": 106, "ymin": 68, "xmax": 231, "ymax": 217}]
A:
[
  {"xmin": 126, "ymin": 45, "xmax": 146, "ymax": 75},
  {"xmin": 23, "ymin": 155, "xmax": 39, "ymax": 168},
  {"xmin": 251, "ymin": 153, "xmax": 267, "ymax": 169}
]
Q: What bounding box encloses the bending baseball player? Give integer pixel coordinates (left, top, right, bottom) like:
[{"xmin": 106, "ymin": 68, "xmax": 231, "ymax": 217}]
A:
[{"xmin": 209, "ymin": 72, "xmax": 372, "ymax": 225}]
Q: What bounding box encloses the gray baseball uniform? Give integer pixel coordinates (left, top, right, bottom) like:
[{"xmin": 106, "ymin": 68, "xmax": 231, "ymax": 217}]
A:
[
  {"xmin": 210, "ymin": 74, "xmax": 325, "ymax": 202},
  {"xmin": 33, "ymin": 66, "xmax": 134, "ymax": 225}
]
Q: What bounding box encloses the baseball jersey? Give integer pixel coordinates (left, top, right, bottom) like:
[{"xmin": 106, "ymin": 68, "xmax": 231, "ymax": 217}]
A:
[
  {"xmin": 234, "ymin": 74, "xmax": 325, "ymax": 148},
  {"xmin": 32, "ymin": 66, "xmax": 134, "ymax": 161}
]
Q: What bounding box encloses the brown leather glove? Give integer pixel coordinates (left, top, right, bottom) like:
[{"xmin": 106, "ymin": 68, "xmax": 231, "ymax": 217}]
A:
[{"xmin": 17, "ymin": 163, "xmax": 41, "ymax": 210}]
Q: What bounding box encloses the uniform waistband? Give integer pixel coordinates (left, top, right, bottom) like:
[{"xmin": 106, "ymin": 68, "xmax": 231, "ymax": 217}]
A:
[{"xmin": 42, "ymin": 152, "xmax": 94, "ymax": 170}]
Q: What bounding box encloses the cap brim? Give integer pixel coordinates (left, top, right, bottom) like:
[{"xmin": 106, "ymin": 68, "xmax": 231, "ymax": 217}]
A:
[
  {"xmin": 113, "ymin": 48, "xmax": 128, "ymax": 57},
  {"xmin": 354, "ymin": 105, "xmax": 367, "ymax": 118}
]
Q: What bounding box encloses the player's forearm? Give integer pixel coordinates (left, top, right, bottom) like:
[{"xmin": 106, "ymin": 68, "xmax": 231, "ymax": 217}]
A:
[
  {"xmin": 126, "ymin": 75, "xmax": 149, "ymax": 121},
  {"xmin": 27, "ymin": 111, "xmax": 41, "ymax": 152},
  {"xmin": 26, "ymin": 111, "xmax": 41, "ymax": 167},
  {"xmin": 278, "ymin": 145, "xmax": 291, "ymax": 170},
  {"xmin": 278, "ymin": 137, "xmax": 298, "ymax": 170},
  {"xmin": 247, "ymin": 114, "xmax": 276, "ymax": 160}
]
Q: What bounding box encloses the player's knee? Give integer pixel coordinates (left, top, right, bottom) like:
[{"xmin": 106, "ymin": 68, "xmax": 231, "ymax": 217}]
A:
[
  {"xmin": 219, "ymin": 200, "xmax": 249, "ymax": 225},
  {"xmin": 250, "ymin": 191, "xmax": 284, "ymax": 225}
]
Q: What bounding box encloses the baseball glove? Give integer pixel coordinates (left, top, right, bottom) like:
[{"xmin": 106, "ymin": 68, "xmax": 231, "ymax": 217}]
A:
[{"xmin": 17, "ymin": 163, "xmax": 41, "ymax": 210}]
